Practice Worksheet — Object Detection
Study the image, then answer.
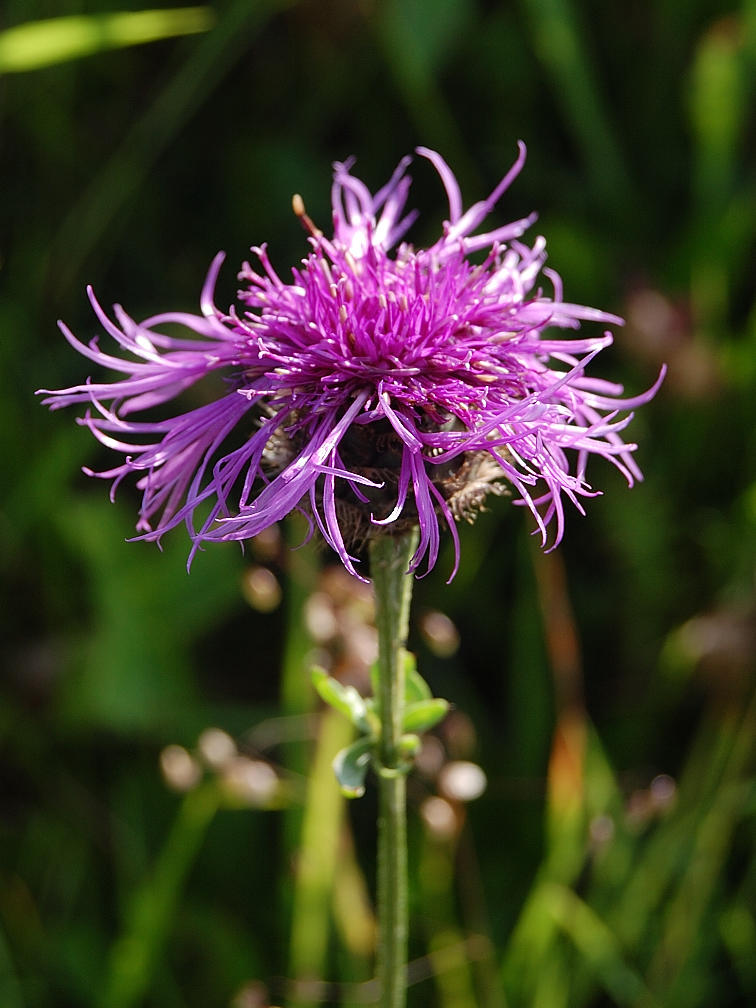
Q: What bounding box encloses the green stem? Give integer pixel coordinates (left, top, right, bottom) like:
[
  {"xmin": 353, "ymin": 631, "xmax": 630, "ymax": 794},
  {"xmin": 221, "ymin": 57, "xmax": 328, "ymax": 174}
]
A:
[{"xmin": 369, "ymin": 529, "xmax": 419, "ymax": 1008}]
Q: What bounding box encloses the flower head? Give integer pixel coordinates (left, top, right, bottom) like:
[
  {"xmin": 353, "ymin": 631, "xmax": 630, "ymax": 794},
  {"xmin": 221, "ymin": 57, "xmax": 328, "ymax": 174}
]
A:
[{"xmin": 40, "ymin": 145, "xmax": 663, "ymax": 580}]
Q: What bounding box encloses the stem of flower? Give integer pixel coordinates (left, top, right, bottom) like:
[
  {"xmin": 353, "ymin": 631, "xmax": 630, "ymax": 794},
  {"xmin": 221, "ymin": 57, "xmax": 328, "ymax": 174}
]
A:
[{"xmin": 369, "ymin": 529, "xmax": 419, "ymax": 1008}]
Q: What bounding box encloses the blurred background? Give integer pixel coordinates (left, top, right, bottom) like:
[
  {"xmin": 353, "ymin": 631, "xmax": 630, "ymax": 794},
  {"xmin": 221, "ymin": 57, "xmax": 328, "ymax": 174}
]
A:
[{"xmin": 2, "ymin": 0, "xmax": 756, "ymax": 1005}]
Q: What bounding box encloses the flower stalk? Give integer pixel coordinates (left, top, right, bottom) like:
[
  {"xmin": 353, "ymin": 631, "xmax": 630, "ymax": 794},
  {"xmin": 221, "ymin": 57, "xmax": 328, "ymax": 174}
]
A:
[{"xmin": 370, "ymin": 529, "xmax": 419, "ymax": 1008}]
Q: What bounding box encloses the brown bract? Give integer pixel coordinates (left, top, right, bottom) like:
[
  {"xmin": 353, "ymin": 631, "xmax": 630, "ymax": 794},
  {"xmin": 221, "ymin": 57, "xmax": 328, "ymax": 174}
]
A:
[{"xmin": 261, "ymin": 413, "xmax": 508, "ymax": 553}]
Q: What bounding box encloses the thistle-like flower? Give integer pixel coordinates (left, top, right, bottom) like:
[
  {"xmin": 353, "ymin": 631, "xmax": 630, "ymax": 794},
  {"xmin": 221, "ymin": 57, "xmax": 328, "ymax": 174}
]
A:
[{"xmin": 40, "ymin": 145, "xmax": 663, "ymax": 579}]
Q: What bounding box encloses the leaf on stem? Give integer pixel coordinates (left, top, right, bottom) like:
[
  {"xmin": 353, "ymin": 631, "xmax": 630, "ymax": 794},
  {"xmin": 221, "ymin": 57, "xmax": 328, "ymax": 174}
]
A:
[
  {"xmin": 398, "ymin": 734, "xmax": 422, "ymax": 759},
  {"xmin": 333, "ymin": 737, "xmax": 375, "ymax": 798},
  {"xmin": 311, "ymin": 666, "xmax": 370, "ymax": 733},
  {"xmin": 404, "ymin": 650, "xmax": 433, "ymax": 703},
  {"xmin": 403, "ymin": 698, "xmax": 450, "ymax": 734}
]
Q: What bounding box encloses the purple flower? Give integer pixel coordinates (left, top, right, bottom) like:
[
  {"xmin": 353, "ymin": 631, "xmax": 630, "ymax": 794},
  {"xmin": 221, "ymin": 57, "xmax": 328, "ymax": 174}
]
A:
[{"xmin": 39, "ymin": 145, "xmax": 663, "ymax": 580}]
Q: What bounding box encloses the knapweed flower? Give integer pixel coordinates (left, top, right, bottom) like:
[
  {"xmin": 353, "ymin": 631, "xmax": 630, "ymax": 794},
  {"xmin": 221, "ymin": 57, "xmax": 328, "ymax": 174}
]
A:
[{"xmin": 40, "ymin": 145, "xmax": 663, "ymax": 580}]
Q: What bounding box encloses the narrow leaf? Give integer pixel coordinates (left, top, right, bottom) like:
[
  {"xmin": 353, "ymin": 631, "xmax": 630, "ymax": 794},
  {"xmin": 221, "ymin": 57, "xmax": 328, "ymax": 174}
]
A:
[
  {"xmin": 403, "ymin": 698, "xmax": 450, "ymax": 734},
  {"xmin": 544, "ymin": 883, "xmax": 649, "ymax": 1006},
  {"xmin": 312, "ymin": 667, "xmax": 369, "ymax": 731},
  {"xmin": 0, "ymin": 8, "xmax": 214, "ymax": 74},
  {"xmin": 100, "ymin": 782, "xmax": 220, "ymax": 1008}
]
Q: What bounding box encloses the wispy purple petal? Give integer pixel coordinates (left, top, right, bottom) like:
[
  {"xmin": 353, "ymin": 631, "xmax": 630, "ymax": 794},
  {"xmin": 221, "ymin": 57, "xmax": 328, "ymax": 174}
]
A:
[{"xmin": 39, "ymin": 144, "xmax": 662, "ymax": 578}]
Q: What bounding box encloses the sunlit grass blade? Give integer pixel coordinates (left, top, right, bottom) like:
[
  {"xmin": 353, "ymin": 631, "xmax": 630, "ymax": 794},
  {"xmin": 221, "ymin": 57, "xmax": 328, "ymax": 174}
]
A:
[
  {"xmin": 531, "ymin": 947, "xmax": 569, "ymax": 1008},
  {"xmin": 609, "ymin": 700, "xmax": 745, "ymax": 956},
  {"xmin": 0, "ymin": 8, "xmax": 213, "ymax": 73},
  {"xmin": 531, "ymin": 546, "xmax": 586, "ymax": 879},
  {"xmin": 98, "ymin": 781, "xmax": 220, "ymax": 1008},
  {"xmin": 331, "ymin": 825, "xmax": 376, "ymax": 972},
  {"xmin": 289, "ymin": 708, "xmax": 354, "ymax": 1005},
  {"xmin": 610, "ymin": 807, "xmax": 700, "ymax": 956},
  {"xmin": 502, "ymin": 882, "xmax": 562, "ymax": 1004},
  {"xmin": 504, "ymin": 544, "xmax": 588, "ymax": 1004},
  {"xmin": 419, "ymin": 824, "xmax": 478, "ymax": 1008},
  {"xmin": 689, "ymin": 16, "xmax": 751, "ymax": 333},
  {"xmin": 690, "ymin": 17, "xmax": 746, "ymax": 220},
  {"xmin": 645, "ymin": 782, "xmax": 752, "ymax": 1000},
  {"xmin": 454, "ymin": 827, "xmax": 505, "ymax": 1008},
  {"xmin": 645, "ymin": 688, "xmax": 756, "ymax": 1001},
  {"xmin": 280, "ymin": 512, "xmax": 319, "ymax": 928},
  {"xmin": 428, "ymin": 932, "xmax": 479, "ymax": 1008},
  {"xmin": 581, "ymin": 727, "xmax": 636, "ymax": 924},
  {"xmin": 543, "ymin": 883, "xmax": 649, "ymax": 1006},
  {"xmin": 501, "ymin": 715, "xmax": 587, "ymax": 1002}
]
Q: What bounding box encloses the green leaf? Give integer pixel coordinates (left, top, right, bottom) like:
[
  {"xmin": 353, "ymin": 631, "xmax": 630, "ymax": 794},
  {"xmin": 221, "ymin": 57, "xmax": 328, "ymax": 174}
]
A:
[
  {"xmin": 333, "ymin": 737, "xmax": 374, "ymax": 798},
  {"xmin": 403, "ymin": 698, "xmax": 450, "ymax": 734},
  {"xmin": 311, "ymin": 667, "xmax": 369, "ymax": 732},
  {"xmin": 0, "ymin": 8, "xmax": 214, "ymax": 74},
  {"xmin": 372, "ymin": 651, "xmax": 430, "ymax": 703},
  {"xmin": 404, "ymin": 651, "xmax": 432, "ymax": 703}
]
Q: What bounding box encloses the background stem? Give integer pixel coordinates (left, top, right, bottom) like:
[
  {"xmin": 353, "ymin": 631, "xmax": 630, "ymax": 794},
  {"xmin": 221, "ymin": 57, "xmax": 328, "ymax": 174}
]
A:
[
  {"xmin": 288, "ymin": 707, "xmax": 353, "ymax": 1003},
  {"xmin": 369, "ymin": 530, "xmax": 419, "ymax": 1008},
  {"xmin": 98, "ymin": 782, "xmax": 220, "ymax": 1008}
]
